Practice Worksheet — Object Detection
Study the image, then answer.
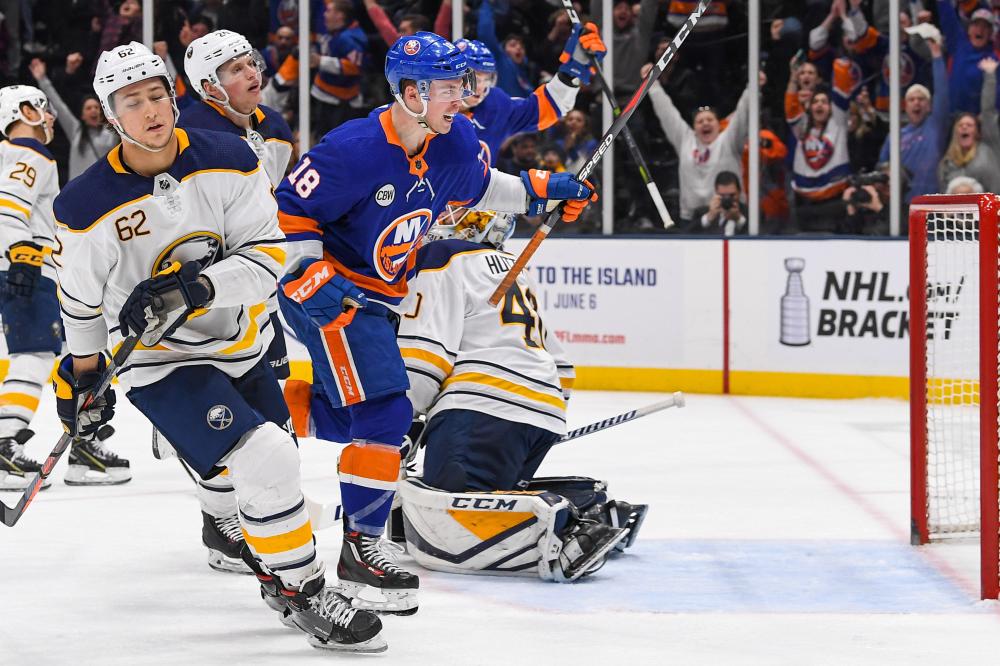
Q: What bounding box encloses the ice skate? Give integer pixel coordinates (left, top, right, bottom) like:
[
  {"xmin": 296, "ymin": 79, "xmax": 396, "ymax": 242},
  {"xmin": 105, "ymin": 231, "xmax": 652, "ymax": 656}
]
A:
[
  {"xmin": 202, "ymin": 512, "xmax": 252, "ymax": 574},
  {"xmin": 240, "ymin": 548, "xmax": 296, "ymax": 629},
  {"xmin": 283, "ymin": 571, "xmax": 387, "ymax": 653},
  {"xmin": 555, "ymin": 520, "xmax": 628, "ymax": 582},
  {"xmin": 338, "ymin": 529, "xmax": 419, "ymax": 615},
  {"xmin": 0, "ymin": 429, "xmax": 49, "ymax": 491},
  {"xmin": 583, "ymin": 500, "xmax": 649, "ymax": 552},
  {"xmin": 63, "ymin": 437, "xmax": 131, "ymax": 486}
]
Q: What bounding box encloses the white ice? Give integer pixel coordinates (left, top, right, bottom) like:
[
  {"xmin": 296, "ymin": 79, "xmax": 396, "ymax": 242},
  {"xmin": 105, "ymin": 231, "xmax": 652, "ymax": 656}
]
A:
[{"xmin": 2, "ymin": 390, "xmax": 999, "ymax": 665}]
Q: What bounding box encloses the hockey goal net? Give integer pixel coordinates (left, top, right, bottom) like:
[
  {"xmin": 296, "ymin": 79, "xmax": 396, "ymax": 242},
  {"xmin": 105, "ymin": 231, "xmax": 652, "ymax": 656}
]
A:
[{"xmin": 909, "ymin": 193, "xmax": 1000, "ymax": 600}]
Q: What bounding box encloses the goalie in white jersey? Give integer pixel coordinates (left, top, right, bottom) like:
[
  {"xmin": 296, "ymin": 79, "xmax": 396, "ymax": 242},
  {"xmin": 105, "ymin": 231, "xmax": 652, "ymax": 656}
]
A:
[
  {"xmin": 0, "ymin": 84, "xmax": 129, "ymax": 490},
  {"xmin": 52, "ymin": 42, "xmax": 385, "ymax": 653},
  {"xmin": 392, "ymin": 209, "xmax": 648, "ymax": 582}
]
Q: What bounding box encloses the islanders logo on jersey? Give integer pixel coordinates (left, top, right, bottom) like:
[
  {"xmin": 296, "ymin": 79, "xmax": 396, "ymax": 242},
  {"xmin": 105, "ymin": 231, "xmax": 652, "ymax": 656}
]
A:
[
  {"xmin": 373, "ymin": 208, "xmax": 433, "ymax": 281},
  {"xmin": 802, "ymin": 130, "xmax": 834, "ymax": 171}
]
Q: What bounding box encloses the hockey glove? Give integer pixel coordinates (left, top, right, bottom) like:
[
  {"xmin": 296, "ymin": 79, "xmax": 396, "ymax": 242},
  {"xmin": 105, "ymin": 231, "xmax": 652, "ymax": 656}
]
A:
[
  {"xmin": 119, "ymin": 261, "xmax": 214, "ymax": 345},
  {"xmin": 521, "ymin": 169, "xmax": 598, "ymax": 222},
  {"xmin": 53, "ymin": 353, "xmax": 116, "ymax": 440},
  {"xmin": 558, "ymin": 22, "xmax": 607, "ymax": 85},
  {"xmin": 5, "ymin": 241, "xmax": 44, "ymax": 298},
  {"xmin": 281, "ymin": 258, "xmax": 368, "ymax": 331}
]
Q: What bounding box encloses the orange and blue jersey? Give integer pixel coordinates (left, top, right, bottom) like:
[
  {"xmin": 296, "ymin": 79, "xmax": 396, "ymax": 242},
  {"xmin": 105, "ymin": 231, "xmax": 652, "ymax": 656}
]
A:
[
  {"xmin": 466, "ymin": 84, "xmax": 564, "ymax": 166},
  {"xmin": 276, "ymin": 106, "xmax": 491, "ymax": 308},
  {"xmin": 312, "ymin": 21, "xmax": 367, "ymax": 103},
  {"xmin": 667, "ymin": 1, "xmax": 729, "ymax": 32}
]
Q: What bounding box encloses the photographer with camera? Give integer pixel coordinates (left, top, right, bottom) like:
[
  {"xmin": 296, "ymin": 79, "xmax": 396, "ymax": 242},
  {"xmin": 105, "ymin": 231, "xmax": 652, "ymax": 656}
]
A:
[
  {"xmin": 694, "ymin": 171, "xmax": 747, "ymax": 236},
  {"xmin": 841, "ymin": 169, "xmax": 890, "ymax": 235}
]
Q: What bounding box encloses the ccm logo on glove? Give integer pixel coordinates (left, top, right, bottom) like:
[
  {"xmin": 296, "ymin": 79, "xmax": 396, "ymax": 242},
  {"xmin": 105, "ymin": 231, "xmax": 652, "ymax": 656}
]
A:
[{"xmin": 286, "ymin": 262, "xmax": 332, "ymax": 303}]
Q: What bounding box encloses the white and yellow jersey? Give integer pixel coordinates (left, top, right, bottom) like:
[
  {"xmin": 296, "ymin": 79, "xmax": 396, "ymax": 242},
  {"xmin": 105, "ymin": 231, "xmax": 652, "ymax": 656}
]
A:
[
  {"xmin": 0, "ymin": 138, "xmax": 59, "ymax": 280},
  {"xmin": 53, "ymin": 128, "xmax": 285, "ymax": 390},
  {"xmin": 397, "ymin": 239, "xmax": 574, "ymax": 435}
]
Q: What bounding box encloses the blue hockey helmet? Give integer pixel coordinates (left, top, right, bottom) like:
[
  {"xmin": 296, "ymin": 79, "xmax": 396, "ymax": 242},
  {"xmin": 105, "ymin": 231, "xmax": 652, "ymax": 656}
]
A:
[
  {"xmin": 454, "ymin": 39, "xmax": 496, "ymax": 73},
  {"xmin": 385, "ymin": 32, "xmax": 474, "ymax": 99}
]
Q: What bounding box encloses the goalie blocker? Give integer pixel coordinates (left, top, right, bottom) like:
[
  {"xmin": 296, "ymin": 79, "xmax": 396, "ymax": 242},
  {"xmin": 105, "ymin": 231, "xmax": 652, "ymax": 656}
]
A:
[{"xmin": 396, "ymin": 476, "xmax": 645, "ymax": 582}]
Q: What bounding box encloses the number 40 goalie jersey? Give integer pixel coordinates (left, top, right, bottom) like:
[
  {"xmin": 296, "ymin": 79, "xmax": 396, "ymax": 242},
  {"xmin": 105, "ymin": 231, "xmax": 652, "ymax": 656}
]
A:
[{"xmin": 397, "ymin": 238, "xmax": 575, "ymax": 435}]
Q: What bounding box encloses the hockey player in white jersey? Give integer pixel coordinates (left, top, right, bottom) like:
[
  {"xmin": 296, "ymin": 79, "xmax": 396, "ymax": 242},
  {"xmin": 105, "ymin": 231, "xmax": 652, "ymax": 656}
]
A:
[
  {"xmin": 0, "ymin": 84, "xmax": 130, "ymax": 490},
  {"xmin": 393, "ymin": 209, "xmax": 647, "ymax": 581},
  {"xmin": 179, "ymin": 28, "xmax": 296, "ymax": 575},
  {"xmin": 52, "ymin": 42, "xmax": 385, "ymax": 653}
]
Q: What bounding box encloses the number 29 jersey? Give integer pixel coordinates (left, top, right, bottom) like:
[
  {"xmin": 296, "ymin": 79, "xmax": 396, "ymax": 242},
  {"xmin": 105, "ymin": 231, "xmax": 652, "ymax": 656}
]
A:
[
  {"xmin": 275, "ymin": 106, "xmax": 491, "ymax": 308},
  {"xmin": 398, "ymin": 239, "xmax": 575, "ymax": 436}
]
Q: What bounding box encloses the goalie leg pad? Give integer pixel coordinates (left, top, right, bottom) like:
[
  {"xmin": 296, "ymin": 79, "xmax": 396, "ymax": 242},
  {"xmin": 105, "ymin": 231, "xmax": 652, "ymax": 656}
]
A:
[
  {"xmin": 399, "ymin": 478, "xmax": 570, "ymax": 580},
  {"xmin": 524, "ymin": 476, "xmax": 611, "ymax": 512},
  {"xmin": 225, "ymin": 421, "xmax": 317, "ymax": 587}
]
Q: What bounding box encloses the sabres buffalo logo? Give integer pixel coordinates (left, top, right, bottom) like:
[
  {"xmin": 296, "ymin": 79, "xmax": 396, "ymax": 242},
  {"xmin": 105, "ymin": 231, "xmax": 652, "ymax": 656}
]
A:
[
  {"xmin": 403, "ymin": 39, "xmax": 421, "ymax": 56},
  {"xmin": 152, "ymin": 231, "xmax": 223, "ymax": 277},
  {"xmin": 373, "ymin": 209, "xmax": 433, "ymax": 281}
]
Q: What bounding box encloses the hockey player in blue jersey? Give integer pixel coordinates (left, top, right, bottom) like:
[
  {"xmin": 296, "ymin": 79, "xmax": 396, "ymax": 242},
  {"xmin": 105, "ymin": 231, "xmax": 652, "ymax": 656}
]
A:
[
  {"xmin": 53, "ymin": 42, "xmax": 385, "ymax": 653},
  {"xmin": 179, "ymin": 28, "xmax": 296, "ymax": 575},
  {"xmin": 276, "ymin": 32, "xmax": 598, "ymax": 615},
  {"xmin": 455, "ymin": 21, "xmax": 606, "ymax": 166}
]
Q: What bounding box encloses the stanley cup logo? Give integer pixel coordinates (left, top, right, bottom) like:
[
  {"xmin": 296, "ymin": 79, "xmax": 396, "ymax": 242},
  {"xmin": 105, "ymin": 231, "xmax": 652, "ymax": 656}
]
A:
[{"xmin": 780, "ymin": 257, "xmax": 810, "ymax": 346}]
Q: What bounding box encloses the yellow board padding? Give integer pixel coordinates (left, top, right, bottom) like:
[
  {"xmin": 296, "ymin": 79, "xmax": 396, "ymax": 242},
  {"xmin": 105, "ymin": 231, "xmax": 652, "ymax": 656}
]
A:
[
  {"xmin": 241, "ymin": 521, "xmax": 313, "ymax": 555},
  {"xmin": 574, "ymin": 367, "xmax": 724, "ymax": 394},
  {"xmin": 447, "ymin": 509, "xmax": 536, "ymax": 541},
  {"xmin": 729, "ymin": 370, "xmax": 910, "ymax": 400}
]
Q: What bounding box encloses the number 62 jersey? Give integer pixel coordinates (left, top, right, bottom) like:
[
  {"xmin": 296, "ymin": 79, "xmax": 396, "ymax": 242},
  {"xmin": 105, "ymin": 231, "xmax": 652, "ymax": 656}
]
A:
[{"xmin": 397, "ymin": 238, "xmax": 575, "ymax": 436}]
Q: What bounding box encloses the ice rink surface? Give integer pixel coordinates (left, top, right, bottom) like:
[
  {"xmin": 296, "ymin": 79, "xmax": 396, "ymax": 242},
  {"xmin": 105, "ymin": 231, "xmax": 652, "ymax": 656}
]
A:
[{"xmin": 2, "ymin": 390, "xmax": 999, "ymax": 665}]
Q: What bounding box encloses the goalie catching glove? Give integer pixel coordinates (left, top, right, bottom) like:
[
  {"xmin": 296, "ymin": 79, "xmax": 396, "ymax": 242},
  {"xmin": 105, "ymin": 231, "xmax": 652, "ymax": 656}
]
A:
[
  {"xmin": 118, "ymin": 261, "xmax": 214, "ymax": 345},
  {"xmin": 281, "ymin": 258, "xmax": 368, "ymax": 331},
  {"xmin": 521, "ymin": 169, "xmax": 598, "ymax": 222},
  {"xmin": 5, "ymin": 241, "xmax": 45, "ymax": 297},
  {"xmin": 558, "ymin": 21, "xmax": 607, "ymax": 85},
  {"xmin": 53, "ymin": 353, "xmax": 116, "ymax": 439}
]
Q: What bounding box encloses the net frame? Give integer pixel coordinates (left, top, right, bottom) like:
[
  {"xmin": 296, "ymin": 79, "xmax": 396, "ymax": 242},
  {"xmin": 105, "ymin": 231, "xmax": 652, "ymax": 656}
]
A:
[{"xmin": 909, "ymin": 193, "xmax": 1000, "ymax": 600}]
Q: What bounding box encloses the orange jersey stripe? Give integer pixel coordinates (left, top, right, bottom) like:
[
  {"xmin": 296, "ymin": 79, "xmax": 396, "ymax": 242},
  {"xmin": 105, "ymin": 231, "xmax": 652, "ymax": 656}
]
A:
[
  {"xmin": 279, "ymin": 210, "xmax": 321, "ymax": 236},
  {"xmin": 533, "ymin": 86, "xmax": 559, "ymax": 131}
]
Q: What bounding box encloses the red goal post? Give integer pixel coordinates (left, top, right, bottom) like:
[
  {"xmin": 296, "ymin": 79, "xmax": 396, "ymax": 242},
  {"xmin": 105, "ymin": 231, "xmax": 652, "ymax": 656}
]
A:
[{"xmin": 909, "ymin": 193, "xmax": 1000, "ymax": 600}]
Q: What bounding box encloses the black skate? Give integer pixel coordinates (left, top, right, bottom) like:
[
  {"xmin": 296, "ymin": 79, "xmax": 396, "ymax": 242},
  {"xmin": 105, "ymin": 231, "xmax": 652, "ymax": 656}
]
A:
[
  {"xmin": 64, "ymin": 436, "xmax": 131, "ymax": 486},
  {"xmin": 202, "ymin": 512, "xmax": 252, "ymax": 575},
  {"xmin": 556, "ymin": 519, "xmax": 628, "ymax": 582},
  {"xmin": 0, "ymin": 429, "xmax": 50, "ymax": 491},
  {"xmin": 240, "ymin": 547, "xmax": 296, "ymax": 629},
  {"xmin": 282, "ymin": 572, "xmax": 386, "ymax": 653},
  {"xmin": 338, "ymin": 529, "xmax": 419, "ymax": 615},
  {"xmin": 583, "ymin": 500, "xmax": 649, "ymax": 552}
]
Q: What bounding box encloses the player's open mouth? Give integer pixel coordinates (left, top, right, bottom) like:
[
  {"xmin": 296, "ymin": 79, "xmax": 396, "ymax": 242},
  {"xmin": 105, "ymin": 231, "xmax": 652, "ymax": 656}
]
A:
[
  {"xmin": 248, "ymin": 83, "xmax": 260, "ymax": 93},
  {"xmin": 147, "ymin": 123, "xmax": 165, "ymax": 132}
]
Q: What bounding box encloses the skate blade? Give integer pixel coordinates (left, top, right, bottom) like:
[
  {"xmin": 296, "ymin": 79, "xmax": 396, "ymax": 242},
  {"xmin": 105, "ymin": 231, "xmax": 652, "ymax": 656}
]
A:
[
  {"xmin": 63, "ymin": 465, "xmax": 132, "ymax": 486},
  {"xmin": 620, "ymin": 505, "xmax": 649, "ymax": 550},
  {"xmin": 0, "ymin": 473, "xmax": 50, "ymax": 491},
  {"xmin": 307, "ymin": 634, "xmax": 388, "ymax": 653},
  {"xmin": 207, "ymin": 549, "xmax": 254, "ymax": 575},
  {"xmin": 562, "ymin": 529, "xmax": 630, "ymax": 582},
  {"xmin": 339, "ymin": 580, "xmax": 418, "ymax": 615}
]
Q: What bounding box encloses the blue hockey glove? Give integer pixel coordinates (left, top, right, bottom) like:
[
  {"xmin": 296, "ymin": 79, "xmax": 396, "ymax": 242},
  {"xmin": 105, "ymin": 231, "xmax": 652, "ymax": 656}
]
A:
[
  {"xmin": 281, "ymin": 258, "xmax": 368, "ymax": 331},
  {"xmin": 558, "ymin": 21, "xmax": 607, "ymax": 85},
  {"xmin": 53, "ymin": 353, "xmax": 115, "ymax": 440},
  {"xmin": 520, "ymin": 169, "xmax": 598, "ymax": 222},
  {"xmin": 5, "ymin": 241, "xmax": 44, "ymax": 297}
]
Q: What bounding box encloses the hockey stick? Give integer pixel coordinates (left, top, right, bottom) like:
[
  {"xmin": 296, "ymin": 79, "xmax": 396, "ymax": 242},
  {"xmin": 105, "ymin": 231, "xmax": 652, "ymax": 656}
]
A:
[
  {"xmin": 560, "ymin": 0, "xmax": 674, "ymax": 229},
  {"xmin": 0, "ymin": 335, "xmax": 139, "ymax": 527},
  {"xmin": 488, "ymin": 0, "xmax": 709, "ymax": 306},
  {"xmin": 557, "ymin": 391, "xmax": 685, "ymax": 444}
]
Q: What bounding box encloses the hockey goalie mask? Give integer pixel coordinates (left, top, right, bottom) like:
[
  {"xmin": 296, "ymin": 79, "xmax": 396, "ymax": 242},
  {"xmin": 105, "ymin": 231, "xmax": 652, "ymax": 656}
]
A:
[
  {"xmin": 429, "ymin": 207, "xmax": 516, "ymax": 249},
  {"xmin": 0, "ymin": 85, "xmax": 55, "ymax": 144},
  {"xmin": 94, "ymin": 42, "xmax": 179, "ymax": 153}
]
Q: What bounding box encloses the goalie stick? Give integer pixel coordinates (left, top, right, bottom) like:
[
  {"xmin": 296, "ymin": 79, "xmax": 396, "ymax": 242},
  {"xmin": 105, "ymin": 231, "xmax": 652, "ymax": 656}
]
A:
[
  {"xmin": 488, "ymin": 0, "xmax": 710, "ymax": 306},
  {"xmin": 558, "ymin": 391, "xmax": 684, "ymax": 444},
  {"xmin": 559, "ymin": 0, "xmax": 674, "ymax": 229},
  {"xmin": 1, "ymin": 335, "xmax": 139, "ymax": 527}
]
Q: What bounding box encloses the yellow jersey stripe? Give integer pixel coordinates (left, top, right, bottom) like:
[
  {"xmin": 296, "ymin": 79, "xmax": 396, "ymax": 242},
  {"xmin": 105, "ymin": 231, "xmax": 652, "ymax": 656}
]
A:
[
  {"xmin": 442, "ymin": 372, "xmax": 566, "ymax": 411},
  {"xmin": 0, "ymin": 198, "xmax": 30, "ymax": 218},
  {"xmin": 220, "ymin": 303, "xmax": 267, "ymax": 355},
  {"xmin": 400, "ymin": 347, "xmax": 453, "ymax": 375},
  {"xmin": 253, "ymin": 244, "xmax": 287, "ymax": 267},
  {"xmin": 241, "ymin": 521, "xmax": 312, "ymax": 554}
]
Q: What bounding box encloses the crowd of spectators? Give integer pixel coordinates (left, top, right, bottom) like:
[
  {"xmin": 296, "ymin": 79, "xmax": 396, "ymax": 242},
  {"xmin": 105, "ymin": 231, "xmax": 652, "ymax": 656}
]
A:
[{"xmin": 7, "ymin": 1, "xmax": 1000, "ymax": 236}]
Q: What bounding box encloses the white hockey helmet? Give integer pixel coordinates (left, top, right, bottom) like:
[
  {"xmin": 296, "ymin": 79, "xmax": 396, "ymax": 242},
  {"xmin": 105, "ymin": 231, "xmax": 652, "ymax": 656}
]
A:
[
  {"xmin": 0, "ymin": 85, "xmax": 54, "ymax": 143},
  {"xmin": 184, "ymin": 29, "xmax": 264, "ymax": 117},
  {"xmin": 428, "ymin": 207, "xmax": 516, "ymax": 249},
  {"xmin": 94, "ymin": 41, "xmax": 178, "ymax": 151}
]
